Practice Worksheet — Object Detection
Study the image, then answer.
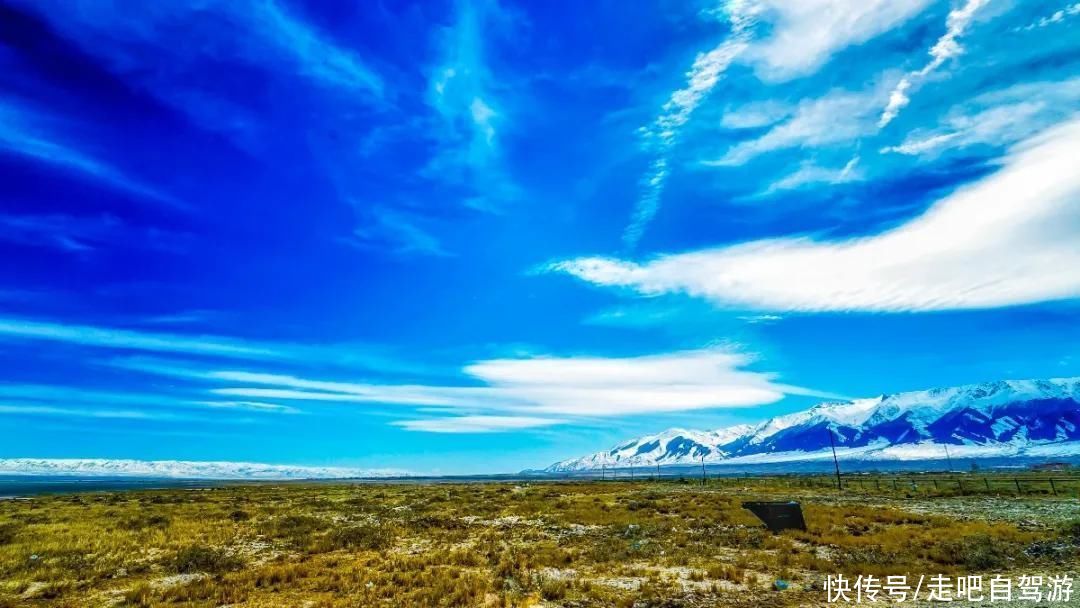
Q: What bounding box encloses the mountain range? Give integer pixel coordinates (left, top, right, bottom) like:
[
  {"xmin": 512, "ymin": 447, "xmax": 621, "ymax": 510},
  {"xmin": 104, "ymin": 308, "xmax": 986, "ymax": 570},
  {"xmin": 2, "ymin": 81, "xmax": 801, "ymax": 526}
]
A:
[
  {"xmin": 0, "ymin": 459, "xmax": 406, "ymax": 479},
  {"xmin": 546, "ymin": 378, "xmax": 1080, "ymax": 472}
]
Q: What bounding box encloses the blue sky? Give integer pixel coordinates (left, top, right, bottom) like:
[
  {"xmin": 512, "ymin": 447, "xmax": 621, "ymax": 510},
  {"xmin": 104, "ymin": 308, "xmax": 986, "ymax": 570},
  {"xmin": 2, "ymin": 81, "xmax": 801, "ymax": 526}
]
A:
[{"xmin": 1, "ymin": 0, "xmax": 1078, "ymax": 474}]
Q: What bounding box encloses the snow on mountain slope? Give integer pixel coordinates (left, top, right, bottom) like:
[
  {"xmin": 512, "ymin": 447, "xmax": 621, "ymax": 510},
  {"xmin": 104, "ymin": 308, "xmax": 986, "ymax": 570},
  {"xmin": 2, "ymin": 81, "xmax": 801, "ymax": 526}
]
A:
[
  {"xmin": 546, "ymin": 425, "xmax": 758, "ymax": 472},
  {"xmin": 546, "ymin": 377, "xmax": 1080, "ymax": 471},
  {"xmin": 0, "ymin": 459, "xmax": 407, "ymax": 479}
]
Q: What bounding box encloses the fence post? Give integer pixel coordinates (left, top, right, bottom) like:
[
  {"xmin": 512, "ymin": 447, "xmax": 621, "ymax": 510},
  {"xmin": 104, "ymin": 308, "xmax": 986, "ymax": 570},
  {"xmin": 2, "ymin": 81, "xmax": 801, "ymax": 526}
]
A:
[
  {"xmin": 957, "ymin": 479, "xmax": 964, "ymax": 495},
  {"xmin": 1014, "ymin": 478, "xmax": 1022, "ymax": 494},
  {"xmin": 933, "ymin": 479, "xmax": 939, "ymax": 491},
  {"xmin": 1049, "ymin": 478, "xmax": 1057, "ymax": 496},
  {"xmin": 984, "ymin": 478, "xmax": 990, "ymax": 491}
]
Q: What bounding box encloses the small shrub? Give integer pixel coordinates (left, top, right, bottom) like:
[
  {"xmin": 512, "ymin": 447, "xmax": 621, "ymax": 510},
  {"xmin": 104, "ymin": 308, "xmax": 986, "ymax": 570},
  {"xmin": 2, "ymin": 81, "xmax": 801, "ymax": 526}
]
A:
[
  {"xmin": 265, "ymin": 514, "xmax": 327, "ymax": 538},
  {"xmin": 172, "ymin": 545, "xmax": 243, "ymax": 574},
  {"xmin": 324, "ymin": 525, "xmax": 395, "ymax": 551},
  {"xmin": 539, "ymin": 576, "xmax": 568, "ymax": 600},
  {"xmin": 120, "ymin": 514, "xmax": 170, "ymax": 531},
  {"xmin": 263, "ymin": 514, "xmax": 329, "ymax": 548},
  {"xmin": 0, "ymin": 522, "xmax": 21, "ymax": 545},
  {"xmin": 1061, "ymin": 519, "xmax": 1080, "ymax": 542},
  {"xmin": 706, "ymin": 563, "xmax": 745, "ymax": 582},
  {"xmin": 933, "ymin": 535, "xmax": 1014, "ymax": 570}
]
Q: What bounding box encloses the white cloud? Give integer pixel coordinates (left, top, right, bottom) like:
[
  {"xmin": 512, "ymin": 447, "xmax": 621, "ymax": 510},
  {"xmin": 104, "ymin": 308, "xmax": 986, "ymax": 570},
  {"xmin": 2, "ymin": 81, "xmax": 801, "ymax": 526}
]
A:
[
  {"xmin": 1017, "ymin": 2, "xmax": 1080, "ymax": 30},
  {"xmin": 748, "ymin": 0, "xmax": 932, "ymax": 81},
  {"xmin": 253, "ymin": 0, "xmax": 383, "ymax": 94},
  {"xmin": 128, "ymin": 348, "xmax": 828, "ymax": 431},
  {"xmin": 883, "ymin": 102, "xmax": 1046, "ymax": 155},
  {"xmin": 764, "ymin": 156, "xmax": 862, "ymax": 193},
  {"xmin": 393, "ymin": 415, "xmax": 564, "ymax": 433},
  {"xmin": 424, "ymin": 0, "xmax": 518, "ymax": 212},
  {"xmin": 880, "ymin": 131, "xmax": 961, "ymax": 155},
  {"xmin": 624, "ymin": 0, "xmax": 929, "ymax": 244},
  {"xmin": 0, "ymin": 403, "xmax": 176, "ymax": 421},
  {"xmin": 738, "ymin": 314, "xmax": 783, "ymax": 324},
  {"xmin": 882, "ymin": 78, "xmax": 1080, "ymax": 155},
  {"xmin": 705, "ymin": 88, "xmax": 884, "ymax": 166},
  {"xmin": 189, "ymin": 401, "xmax": 300, "ymax": 414},
  {"xmin": 552, "ymin": 118, "xmax": 1080, "ymax": 312},
  {"xmin": 625, "ymin": 0, "xmax": 758, "ymax": 247},
  {"xmin": 720, "ymin": 100, "xmax": 792, "ymax": 129},
  {"xmin": 0, "ymin": 318, "xmax": 275, "ymax": 358},
  {"xmin": 0, "ymin": 317, "xmax": 421, "ymax": 374},
  {"xmin": 0, "ymin": 383, "xmax": 297, "ymax": 415},
  {"xmin": 879, "ymin": 0, "xmax": 990, "ymax": 128}
]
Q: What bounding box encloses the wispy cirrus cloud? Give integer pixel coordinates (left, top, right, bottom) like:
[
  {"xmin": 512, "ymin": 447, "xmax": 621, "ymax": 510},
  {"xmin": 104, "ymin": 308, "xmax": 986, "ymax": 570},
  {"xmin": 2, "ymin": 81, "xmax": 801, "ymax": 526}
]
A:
[
  {"xmin": 0, "ymin": 318, "xmax": 276, "ymax": 359},
  {"xmin": 0, "ymin": 383, "xmax": 298, "ymax": 415},
  {"xmin": 624, "ymin": 0, "xmax": 931, "ymax": 245},
  {"xmin": 424, "ymin": 0, "xmax": 519, "ymax": 213},
  {"xmin": 746, "ymin": 0, "xmax": 932, "ymax": 81},
  {"xmin": 250, "ymin": 0, "xmax": 383, "ymax": 95},
  {"xmin": 0, "ymin": 98, "xmax": 176, "ymax": 206},
  {"xmin": 624, "ymin": 0, "xmax": 758, "ymax": 248},
  {"xmin": 8, "ymin": 0, "xmax": 384, "ymax": 161},
  {"xmin": 719, "ymin": 100, "xmax": 792, "ymax": 129},
  {"xmin": 762, "ymin": 157, "xmax": 862, "ymax": 194},
  {"xmin": 392, "ymin": 415, "xmax": 565, "ymax": 433},
  {"xmin": 0, "ymin": 213, "xmax": 190, "ymax": 255},
  {"xmin": 879, "ymin": 0, "xmax": 990, "ymax": 128},
  {"xmin": 552, "ymin": 118, "xmax": 1080, "ymax": 312},
  {"xmin": 116, "ymin": 348, "xmax": 830, "ymax": 432},
  {"xmin": 882, "ymin": 102, "xmax": 1044, "ymax": 155},
  {"xmin": 0, "ymin": 403, "xmax": 187, "ymax": 421},
  {"xmin": 705, "ymin": 86, "xmax": 886, "ymax": 167},
  {"xmin": 882, "ymin": 78, "xmax": 1080, "ymax": 156},
  {"xmin": 19, "ymin": 0, "xmax": 383, "ymax": 98},
  {"xmin": 1017, "ymin": 1, "xmax": 1080, "ymax": 31},
  {"xmin": 0, "ymin": 317, "xmax": 423, "ymax": 375},
  {"xmin": 347, "ymin": 205, "xmax": 452, "ymax": 258}
]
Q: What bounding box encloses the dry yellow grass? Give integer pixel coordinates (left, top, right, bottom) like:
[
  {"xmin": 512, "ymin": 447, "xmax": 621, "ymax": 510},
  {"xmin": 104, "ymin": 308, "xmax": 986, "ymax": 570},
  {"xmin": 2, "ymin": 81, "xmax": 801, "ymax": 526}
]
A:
[{"xmin": 0, "ymin": 478, "xmax": 1076, "ymax": 607}]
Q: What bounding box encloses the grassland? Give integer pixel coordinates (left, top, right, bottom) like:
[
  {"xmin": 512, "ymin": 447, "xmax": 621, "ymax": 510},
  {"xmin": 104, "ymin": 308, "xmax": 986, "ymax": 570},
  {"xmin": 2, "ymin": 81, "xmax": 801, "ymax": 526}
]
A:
[{"xmin": 1, "ymin": 476, "xmax": 1077, "ymax": 607}]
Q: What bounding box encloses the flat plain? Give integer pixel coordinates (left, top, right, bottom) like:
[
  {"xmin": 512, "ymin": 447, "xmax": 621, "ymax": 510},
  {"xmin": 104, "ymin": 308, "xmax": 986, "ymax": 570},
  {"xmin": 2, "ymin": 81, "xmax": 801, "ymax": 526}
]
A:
[{"xmin": 1, "ymin": 475, "xmax": 1077, "ymax": 607}]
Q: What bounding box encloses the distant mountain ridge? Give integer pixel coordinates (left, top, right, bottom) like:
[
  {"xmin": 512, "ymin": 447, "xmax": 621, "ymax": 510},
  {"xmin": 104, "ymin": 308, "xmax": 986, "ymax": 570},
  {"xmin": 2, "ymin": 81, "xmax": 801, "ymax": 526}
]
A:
[
  {"xmin": 546, "ymin": 378, "xmax": 1080, "ymax": 472},
  {"xmin": 0, "ymin": 459, "xmax": 406, "ymax": 479}
]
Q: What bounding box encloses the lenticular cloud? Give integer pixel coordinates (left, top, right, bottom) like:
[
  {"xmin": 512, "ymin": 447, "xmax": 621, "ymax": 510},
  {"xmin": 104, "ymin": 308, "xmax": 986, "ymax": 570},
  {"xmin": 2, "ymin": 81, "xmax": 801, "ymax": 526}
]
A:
[{"xmin": 554, "ymin": 119, "xmax": 1080, "ymax": 313}]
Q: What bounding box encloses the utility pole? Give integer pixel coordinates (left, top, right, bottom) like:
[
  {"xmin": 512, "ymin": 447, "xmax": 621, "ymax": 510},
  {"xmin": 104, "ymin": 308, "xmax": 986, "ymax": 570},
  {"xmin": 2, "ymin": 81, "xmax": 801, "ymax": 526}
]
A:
[
  {"xmin": 601, "ymin": 463, "xmax": 605, "ymax": 481},
  {"xmin": 656, "ymin": 463, "xmax": 660, "ymax": 480},
  {"xmin": 701, "ymin": 454, "xmax": 706, "ymax": 487},
  {"xmin": 943, "ymin": 444, "xmax": 954, "ymax": 472},
  {"xmin": 828, "ymin": 429, "xmax": 842, "ymax": 491},
  {"xmin": 630, "ymin": 465, "xmax": 634, "ymax": 481}
]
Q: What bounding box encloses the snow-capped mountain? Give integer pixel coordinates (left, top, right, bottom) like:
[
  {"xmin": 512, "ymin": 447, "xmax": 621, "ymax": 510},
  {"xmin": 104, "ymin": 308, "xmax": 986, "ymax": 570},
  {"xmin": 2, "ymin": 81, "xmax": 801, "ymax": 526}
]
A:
[
  {"xmin": 0, "ymin": 458, "xmax": 408, "ymax": 479},
  {"xmin": 547, "ymin": 426, "xmax": 755, "ymax": 472},
  {"xmin": 546, "ymin": 378, "xmax": 1080, "ymax": 472}
]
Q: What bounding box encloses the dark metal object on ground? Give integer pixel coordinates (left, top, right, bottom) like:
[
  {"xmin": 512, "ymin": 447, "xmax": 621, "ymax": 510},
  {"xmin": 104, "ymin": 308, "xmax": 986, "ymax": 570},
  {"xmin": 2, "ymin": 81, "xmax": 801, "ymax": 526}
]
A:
[{"xmin": 742, "ymin": 501, "xmax": 807, "ymax": 533}]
